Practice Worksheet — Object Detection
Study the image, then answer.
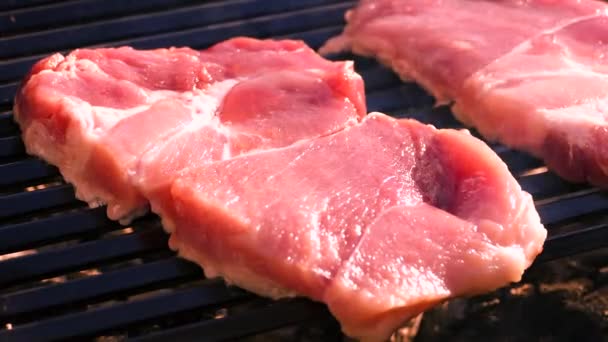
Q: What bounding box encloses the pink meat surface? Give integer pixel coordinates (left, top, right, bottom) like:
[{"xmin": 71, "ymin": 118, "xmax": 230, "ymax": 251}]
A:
[
  {"xmin": 168, "ymin": 113, "xmax": 546, "ymax": 341},
  {"xmin": 14, "ymin": 37, "xmax": 365, "ymax": 222},
  {"xmin": 320, "ymin": 0, "xmax": 608, "ymax": 187},
  {"xmin": 15, "ymin": 35, "xmax": 546, "ymax": 341}
]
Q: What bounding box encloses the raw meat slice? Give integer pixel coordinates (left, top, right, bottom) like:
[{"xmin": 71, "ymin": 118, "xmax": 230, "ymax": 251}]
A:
[
  {"xmin": 138, "ymin": 66, "xmax": 365, "ymax": 226},
  {"xmin": 14, "ymin": 37, "xmax": 365, "ymax": 222},
  {"xmin": 320, "ymin": 0, "xmax": 608, "ymax": 186},
  {"xmin": 167, "ymin": 112, "xmax": 546, "ymax": 341},
  {"xmin": 456, "ymin": 14, "xmax": 608, "ymax": 186}
]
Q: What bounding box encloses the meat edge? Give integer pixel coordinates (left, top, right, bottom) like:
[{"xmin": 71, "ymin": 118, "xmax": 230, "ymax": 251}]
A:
[
  {"xmin": 13, "ymin": 58, "xmax": 150, "ymax": 224},
  {"xmin": 323, "ymin": 124, "xmax": 546, "ymax": 342}
]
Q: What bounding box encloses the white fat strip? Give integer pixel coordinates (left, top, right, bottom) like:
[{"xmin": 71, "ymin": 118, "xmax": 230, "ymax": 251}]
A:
[
  {"xmin": 475, "ymin": 34, "xmax": 608, "ymax": 91},
  {"xmin": 542, "ymin": 99, "xmax": 608, "ymax": 125},
  {"xmin": 467, "ymin": 15, "xmax": 608, "ymax": 127},
  {"xmin": 468, "ymin": 12, "xmax": 608, "ymax": 86},
  {"xmin": 138, "ymin": 78, "xmax": 240, "ymax": 163},
  {"xmin": 57, "ymin": 54, "xmax": 240, "ymax": 135},
  {"xmin": 89, "ymin": 89, "xmax": 182, "ymax": 132}
]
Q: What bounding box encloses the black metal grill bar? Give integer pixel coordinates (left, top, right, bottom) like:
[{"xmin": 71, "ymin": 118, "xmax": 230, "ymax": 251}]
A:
[
  {"xmin": 498, "ymin": 151, "xmax": 545, "ymax": 176},
  {"xmin": 0, "ymin": 113, "xmax": 17, "ymax": 136},
  {"xmin": 0, "ymin": 136, "xmax": 23, "ymax": 158},
  {"xmin": 0, "ymin": 226, "xmax": 166, "ymax": 288},
  {"xmin": 0, "ymin": 159, "xmax": 57, "ymax": 188},
  {"xmin": 537, "ymin": 190, "xmax": 608, "ymax": 225},
  {"xmin": 0, "ymin": 218, "xmax": 602, "ymax": 339},
  {"xmin": 0, "ymin": 0, "xmax": 62, "ymax": 12},
  {"xmin": 281, "ymin": 26, "xmax": 345, "ymax": 52},
  {"xmin": 1, "ymin": 0, "xmax": 203, "ymax": 35},
  {"xmin": 0, "ymin": 1, "xmax": 354, "ymax": 85},
  {"xmin": 0, "ymin": 279, "xmax": 249, "ymax": 342},
  {"xmin": 358, "ymin": 65, "xmax": 403, "ymax": 91},
  {"xmin": 367, "ymin": 86, "xmax": 435, "ymax": 114},
  {"xmin": 519, "ymin": 172, "xmax": 587, "ymax": 200},
  {"xmin": 1, "ymin": 0, "xmax": 347, "ymax": 60},
  {"xmin": 0, "ymin": 59, "xmax": 33, "ymax": 88},
  {"xmin": 0, "ymin": 184, "xmax": 74, "ymax": 219},
  {"xmin": 0, "ymin": 257, "xmax": 201, "ymax": 319},
  {"xmin": 0, "ymin": 84, "xmax": 17, "ymax": 107},
  {"xmin": 132, "ymin": 299, "xmax": 334, "ymax": 342},
  {"xmin": 538, "ymin": 224, "xmax": 608, "ymax": 262},
  {"xmin": 0, "ymin": 207, "xmax": 111, "ymax": 255},
  {"xmin": 399, "ymin": 106, "xmax": 462, "ymax": 130}
]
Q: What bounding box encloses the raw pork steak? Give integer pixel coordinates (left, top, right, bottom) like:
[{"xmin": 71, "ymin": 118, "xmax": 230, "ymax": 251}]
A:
[
  {"xmin": 167, "ymin": 113, "xmax": 546, "ymax": 341},
  {"xmin": 320, "ymin": 0, "xmax": 608, "ymax": 187},
  {"xmin": 15, "ymin": 36, "xmax": 546, "ymax": 341},
  {"xmin": 14, "ymin": 38, "xmax": 365, "ymax": 222}
]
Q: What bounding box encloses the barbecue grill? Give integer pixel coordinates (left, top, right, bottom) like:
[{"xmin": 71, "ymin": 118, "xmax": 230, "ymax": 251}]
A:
[{"xmin": 1, "ymin": 1, "xmax": 606, "ymax": 341}]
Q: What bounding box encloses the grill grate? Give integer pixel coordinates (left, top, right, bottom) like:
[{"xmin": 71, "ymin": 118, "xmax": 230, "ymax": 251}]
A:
[{"xmin": 1, "ymin": 1, "xmax": 607, "ymax": 341}]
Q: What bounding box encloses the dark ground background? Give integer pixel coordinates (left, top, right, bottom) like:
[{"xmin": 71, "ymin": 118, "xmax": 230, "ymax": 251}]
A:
[{"xmin": 409, "ymin": 248, "xmax": 607, "ymax": 342}]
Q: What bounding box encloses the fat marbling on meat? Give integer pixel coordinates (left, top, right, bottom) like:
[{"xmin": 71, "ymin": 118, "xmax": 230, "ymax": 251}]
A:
[
  {"xmin": 168, "ymin": 113, "xmax": 546, "ymax": 341},
  {"xmin": 14, "ymin": 37, "xmax": 366, "ymax": 223},
  {"xmin": 321, "ymin": 0, "xmax": 608, "ymax": 187},
  {"xmin": 14, "ymin": 36, "xmax": 546, "ymax": 341}
]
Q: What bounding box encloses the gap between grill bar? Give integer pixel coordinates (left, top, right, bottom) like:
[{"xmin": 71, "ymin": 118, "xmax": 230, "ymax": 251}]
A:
[
  {"xmin": 0, "ymin": 0, "xmax": 61, "ymax": 12},
  {"xmin": 0, "ymin": 0, "xmax": 349, "ymax": 60},
  {"xmin": 537, "ymin": 224, "xmax": 608, "ymax": 262},
  {"xmin": 518, "ymin": 171, "xmax": 588, "ymax": 199},
  {"xmin": 0, "ymin": 113, "xmax": 17, "ymax": 136},
  {"xmin": 0, "ymin": 1, "xmax": 353, "ymax": 84},
  {"xmin": 0, "ymin": 225, "xmax": 598, "ymax": 337},
  {"xmin": 0, "ymin": 159, "xmax": 57, "ymax": 188},
  {"xmin": 0, "ymin": 136, "xmax": 23, "ymax": 158},
  {"xmin": 0, "ymin": 207, "xmax": 112, "ymax": 255},
  {"xmin": 0, "ymin": 279, "xmax": 249, "ymax": 342},
  {"xmin": 0, "ymin": 225, "xmax": 166, "ymax": 288},
  {"xmin": 0, "ymin": 0, "xmax": 204, "ymax": 35},
  {"xmin": 537, "ymin": 190, "xmax": 608, "ymax": 225},
  {"xmin": 0, "ymin": 184, "xmax": 74, "ymax": 219},
  {"xmin": 0, "ymin": 257, "xmax": 201, "ymax": 319},
  {"xmin": 131, "ymin": 299, "xmax": 335, "ymax": 342}
]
